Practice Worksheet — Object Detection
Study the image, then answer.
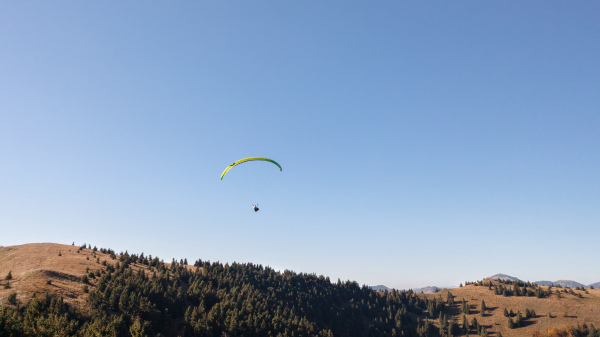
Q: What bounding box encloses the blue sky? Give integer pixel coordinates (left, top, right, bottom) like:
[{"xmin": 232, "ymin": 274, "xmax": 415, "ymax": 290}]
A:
[{"xmin": 1, "ymin": 1, "xmax": 599, "ymax": 290}]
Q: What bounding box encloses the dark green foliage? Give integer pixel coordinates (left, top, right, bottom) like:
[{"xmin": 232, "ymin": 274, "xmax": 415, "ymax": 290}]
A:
[
  {"xmin": 515, "ymin": 311, "xmax": 523, "ymax": 327},
  {"xmin": 416, "ymin": 319, "xmax": 431, "ymax": 336},
  {"xmin": 446, "ymin": 291, "xmax": 454, "ymax": 307},
  {"xmin": 5, "ymin": 271, "xmax": 12, "ymax": 280},
  {"xmin": 507, "ymin": 317, "xmax": 515, "ymax": 329},
  {"xmin": 425, "ymin": 295, "xmax": 445, "ymax": 319},
  {"xmin": 1, "ymin": 251, "xmax": 425, "ymax": 337},
  {"xmin": 503, "ymin": 307, "xmax": 509, "ymax": 317},
  {"xmin": 0, "ymin": 292, "xmax": 82, "ymax": 336},
  {"xmin": 7, "ymin": 292, "xmax": 17, "ymax": 305},
  {"xmin": 470, "ymin": 316, "xmax": 478, "ymax": 331},
  {"xmin": 488, "ymin": 279, "xmax": 549, "ymax": 298}
]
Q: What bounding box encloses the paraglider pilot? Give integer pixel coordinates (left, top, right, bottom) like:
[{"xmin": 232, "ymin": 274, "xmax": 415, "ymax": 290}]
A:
[{"xmin": 252, "ymin": 204, "xmax": 259, "ymax": 212}]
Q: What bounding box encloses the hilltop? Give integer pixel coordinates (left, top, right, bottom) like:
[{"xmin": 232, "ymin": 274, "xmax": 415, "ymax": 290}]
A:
[{"xmin": 0, "ymin": 243, "xmax": 112, "ymax": 309}]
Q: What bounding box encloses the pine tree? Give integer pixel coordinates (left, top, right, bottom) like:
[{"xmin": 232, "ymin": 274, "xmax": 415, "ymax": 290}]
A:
[
  {"xmin": 471, "ymin": 317, "xmax": 478, "ymax": 331},
  {"xmin": 503, "ymin": 308, "xmax": 509, "ymax": 317},
  {"xmin": 462, "ymin": 298, "xmax": 469, "ymax": 314},
  {"xmin": 507, "ymin": 317, "xmax": 515, "ymax": 329},
  {"xmin": 447, "ymin": 291, "xmax": 454, "ymax": 307},
  {"xmin": 515, "ymin": 312, "xmax": 523, "ymax": 327},
  {"xmin": 5, "ymin": 271, "xmax": 12, "ymax": 280},
  {"xmin": 462, "ymin": 315, "xmax": 469, "ymax": 335},
  {"xmin": 8, "ymin": 292, "xmax": 17, "ymax": 305},
  {"xmin": 480, "ymin": 300, "xmax": 486, "ymax": 316}
]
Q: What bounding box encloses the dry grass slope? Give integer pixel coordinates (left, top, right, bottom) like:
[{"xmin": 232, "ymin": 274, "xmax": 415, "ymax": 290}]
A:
[
  {"xmin": 420, "ymin": 283, "xmax": 600, "ymax": 336},
  {"xmin": 0, "ymin": 243, "xmax": 111, "ymax": 310}
]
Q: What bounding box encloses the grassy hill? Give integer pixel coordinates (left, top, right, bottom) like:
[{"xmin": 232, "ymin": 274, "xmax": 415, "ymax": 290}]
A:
[
  {"xmin": 1, "ymin": 243, "xmax": 424, "ymax": 336},
  {"xmin": 419, "ymin": 282, "xmax": 600, "ymax": 336},
  {"xmin": 0, "ymin": 243, "xmax": 112, "ymax": 309},
  {"xmin": 1, "ymin": 243, "xmax": 599, "ymax": 337}
]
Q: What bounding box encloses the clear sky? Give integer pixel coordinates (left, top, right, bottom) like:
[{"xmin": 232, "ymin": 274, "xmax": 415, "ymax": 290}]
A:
[{"xmin": 1, "ymin": 1, "xmax": 599, "ymax": 290}]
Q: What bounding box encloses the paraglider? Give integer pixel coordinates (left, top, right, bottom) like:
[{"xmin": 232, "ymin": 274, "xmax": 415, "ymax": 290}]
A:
[
  {"xmin": 220, "ymin": 157, "xmax": 282, "ymax": 180},
  {"xmin": 221, "ymin": 157, "xmax": 281, "ymax": 212}
]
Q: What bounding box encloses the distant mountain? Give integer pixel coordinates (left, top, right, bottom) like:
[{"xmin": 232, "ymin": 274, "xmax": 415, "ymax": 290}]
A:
[
  {"xmin": 413, "ymin": 286, "xmax": 441, "ymax": 294},
  {"xmin": 486, "ymin": 274, "xmax": 521, "ymax": 282},
  {"xmin": 370, "ymin": 285, "xmax": 392, "ymax": 292},
  {"xmin": 534, "ymin": 280, "xmax": 585, "ymax": 288},
  {"xmin": 588, "ymin": 282, "xmax": 600, "ymax": 288}
]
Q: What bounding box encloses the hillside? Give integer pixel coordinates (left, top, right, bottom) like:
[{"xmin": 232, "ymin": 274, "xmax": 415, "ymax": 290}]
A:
[
  {"xmin": 1, "ymin": 242, "xmax": 425, "ymax": 336},
  {"xmin": 2, "ymin": 243, "xmax": 599, "ymax": 337},
  {"xmin": 420, "ymin": 282, "xmax": 600, "ymax": 337},
  {"xmin": 0, "ymin": 243, "xmax": 112, "ymax": 309}
]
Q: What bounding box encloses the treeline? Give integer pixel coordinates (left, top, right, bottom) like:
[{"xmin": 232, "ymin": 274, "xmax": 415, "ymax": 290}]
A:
[
  {"xmin": 467, "ymin": 279, "xmax": 550, "ymax": 298},
  {"xmin": 0, "ymin": 246, "xmax": 432, "ymax": 336}
]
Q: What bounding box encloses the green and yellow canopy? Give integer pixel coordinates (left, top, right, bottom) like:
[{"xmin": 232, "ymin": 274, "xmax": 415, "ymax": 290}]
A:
[{"xmin": 220, "ymin": 157, "xmax": 282, "ymax": 180}]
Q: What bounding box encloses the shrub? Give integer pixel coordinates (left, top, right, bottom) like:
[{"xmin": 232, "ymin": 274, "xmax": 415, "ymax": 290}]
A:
[
  {"xmin": 5, "ymin": 271, "xmax": 12, "ymax": 280},
  {"xmin": 8, "ymin": 292, "xmax": 17, "ymax": 305}
]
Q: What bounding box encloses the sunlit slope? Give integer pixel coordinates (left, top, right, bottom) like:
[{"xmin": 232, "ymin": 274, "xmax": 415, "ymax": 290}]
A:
[
  {"xmin": 419, "ymin": 283, "xmax": 600, "ymax": 336},
  {"xmin": 0, "ymin": 243, "xmax": 110, "ymax": 309}
]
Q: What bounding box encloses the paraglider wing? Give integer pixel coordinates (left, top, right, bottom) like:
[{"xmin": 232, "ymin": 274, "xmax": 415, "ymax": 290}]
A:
[{"xmin": 220, "ymin": 157, "xmax": 282, "ymax": 180}]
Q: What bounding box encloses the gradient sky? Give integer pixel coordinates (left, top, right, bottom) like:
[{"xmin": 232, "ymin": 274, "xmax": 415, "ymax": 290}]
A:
[{"xmin": 1, "ymin": 1, "xmax": 599, "ymax": 290}]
